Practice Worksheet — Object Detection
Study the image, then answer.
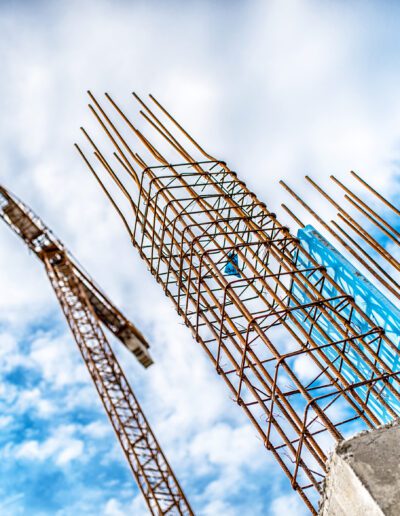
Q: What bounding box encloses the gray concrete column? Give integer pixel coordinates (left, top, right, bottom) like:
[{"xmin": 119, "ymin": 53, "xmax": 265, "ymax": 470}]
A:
[{"xmin": 319, "ymin": 420, "xmax": 400, "ymax": 515}]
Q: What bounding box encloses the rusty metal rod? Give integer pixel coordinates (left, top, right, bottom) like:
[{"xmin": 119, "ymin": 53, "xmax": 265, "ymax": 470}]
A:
[
  {"xmin": 344, "ymin": 194, "xmax": 400, "ymax": 246},
  {"xmin": 331, "ymin": 175, "xmax": 400, "ymax": 240},
  {"xmin": 351, "ymin": 171, "xmax": 400, "ymax": 218}
]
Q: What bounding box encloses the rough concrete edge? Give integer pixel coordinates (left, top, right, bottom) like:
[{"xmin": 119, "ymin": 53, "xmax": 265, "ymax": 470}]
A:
[
  {"xmin": 318, "ymin": 419, "xmax": 400, "ymax": 515},
  {"xmin": 335, "ymin": 418, "xmax": 400, "ymax": 459},
  {"xmin": 317, "ymin": 452, "xmax": 339, "ymax": 515},
  {"xmin": 319, "ymin": 453, "xmax": 384, "ymax": 516}
]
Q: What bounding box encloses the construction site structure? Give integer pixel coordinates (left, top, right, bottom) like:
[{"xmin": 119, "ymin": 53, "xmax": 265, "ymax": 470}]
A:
[
  {"xmin": 76, "ymin": 91, "xmax": 400, "ymax": 514},
  {"xmin": 0, "ymin": 185, "xmax": 193, "ymax": 516}
]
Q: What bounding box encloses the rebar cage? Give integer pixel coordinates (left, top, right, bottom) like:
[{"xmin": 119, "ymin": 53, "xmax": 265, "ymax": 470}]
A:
[
  {"xmin": 77, "ymin": 92, "xmax": 400, "ymax": 513},
  {"xmin": 130, "ymin": 159, "xmax": 399, "ymax": 510}
]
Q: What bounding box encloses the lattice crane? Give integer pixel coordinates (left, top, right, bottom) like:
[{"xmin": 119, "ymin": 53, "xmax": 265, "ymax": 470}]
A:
[{"xmin": 0, "ymin": 185, "xmax": 193, "ymax": 516}]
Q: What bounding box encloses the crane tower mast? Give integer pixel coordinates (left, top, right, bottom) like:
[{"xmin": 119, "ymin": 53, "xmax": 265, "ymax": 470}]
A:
[{"xmin": 0, "ymin": 185, "xmax": 193, "ymax": 516}]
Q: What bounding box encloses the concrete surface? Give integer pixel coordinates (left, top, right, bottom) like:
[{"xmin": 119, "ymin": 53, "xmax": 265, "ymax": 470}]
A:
[{"xmin": 319, "ymin": 420, "xmax": 400, "ymax": 515}]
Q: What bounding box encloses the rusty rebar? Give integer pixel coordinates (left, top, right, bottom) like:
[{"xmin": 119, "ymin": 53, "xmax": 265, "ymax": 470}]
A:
[{"xmin": 77, "ymin": 93, "xmax": 400, "ymax": 514}]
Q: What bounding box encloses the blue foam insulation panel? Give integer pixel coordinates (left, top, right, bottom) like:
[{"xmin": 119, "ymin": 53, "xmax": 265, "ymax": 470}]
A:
[{"xmin": 291, "ymin": 224, "xmax": 400, "ymax": 423}]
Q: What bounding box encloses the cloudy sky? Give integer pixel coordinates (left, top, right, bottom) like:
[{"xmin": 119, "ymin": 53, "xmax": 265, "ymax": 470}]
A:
[{"xmin": 0, "ymin": 1, "xmax": 400, "ymax": 515}]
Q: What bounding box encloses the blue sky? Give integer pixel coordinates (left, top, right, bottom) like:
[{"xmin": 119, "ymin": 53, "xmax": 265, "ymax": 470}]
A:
[{"xmin": 0, "ymin": 1, "xmax": 400, "ymax": 515}]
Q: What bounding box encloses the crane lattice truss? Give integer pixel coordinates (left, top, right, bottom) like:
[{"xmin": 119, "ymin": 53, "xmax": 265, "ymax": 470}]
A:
[
  {"xmin": 0, "ymin": 185, "xmax": 193, "ymax": 516},
  {"xmin": 76, "ymin": 92, "xmax": 400, "ymax": 513}
]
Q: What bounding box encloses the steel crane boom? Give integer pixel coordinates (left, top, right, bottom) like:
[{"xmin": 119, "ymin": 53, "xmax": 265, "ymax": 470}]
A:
[
  {"xmin": 0, "ymin": 185, "xmax": 152, "ymax": 367},
  {"xmin": 0, "ymin": 185, "xmax": 193, "ymax": 516}
]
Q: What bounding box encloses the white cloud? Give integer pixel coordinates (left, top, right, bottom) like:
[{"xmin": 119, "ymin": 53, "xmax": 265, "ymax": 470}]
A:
[
  {"xmin": 270, "ymin": 492, "xmax": 309, "ymax": 516},
  {"xmin": 0, "ymin": 331, "xmax": 31, "ymax": 372},
  {"xmin": 16, "ymin": 387, "xmax": 57, "ymax": 418},
  {"xmin": 103, "ymin": 496, "xmax": 147, "ymax": 516},
  {"xmin": 81, "ymin": 421, "xmax": 111, "ymax": 440},
  {"xmin": 56, "ymin": 440, "xmax": 84, "ymax": 466},
  {"xmin": 0, "ymin": 415, "xmax": 13, "ymax": 428},
  {"xmin": 201, "ymin": 499, "xmax": 238, "ymax": 516},
  {"xmin": 103, "ymin": 499, "xmax": 126, "ymax": 516},
  {"xmin": 29, "ymin": 332, "xmax": 88, "ymax": 388},
  {"xmin": 13, "ymin": 424, "xmax": 85, "ymax": 467},
  {"xmin": 190, "ymin": 423, "xmax": 268, "ymax": 470}
]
